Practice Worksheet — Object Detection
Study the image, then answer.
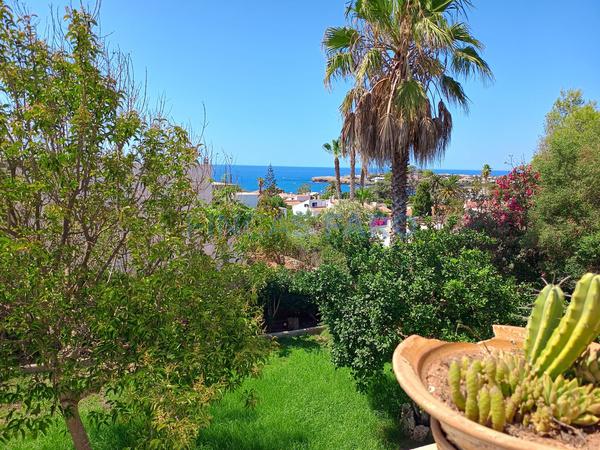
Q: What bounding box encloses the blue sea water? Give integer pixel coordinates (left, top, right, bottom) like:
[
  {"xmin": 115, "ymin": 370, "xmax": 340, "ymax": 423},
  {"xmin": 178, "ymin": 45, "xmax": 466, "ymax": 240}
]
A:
[{"xmin": 212, "ymin": 164, "xmax": 510, "ymax": 194}]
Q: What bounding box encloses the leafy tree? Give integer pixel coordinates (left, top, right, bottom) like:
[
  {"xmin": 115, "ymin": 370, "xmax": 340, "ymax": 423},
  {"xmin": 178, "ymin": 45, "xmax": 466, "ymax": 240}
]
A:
[
  {"xmin": 355, "ymin": 187, "xmax": 373, "ymax": 205},
  {"xmin": 530, "ymin": 90, "xmax": 600, "ymax": 277},
  {"xmin": 323, "ymin": 0, "xmax": 491, "ymax": 240},
  {"xmin": 0, "ymin": 5, "xmax": 268, "ymax": 448},
  {"xmin": 323, "ymin": 139, "xmax": 343, "ymax": 199},
  {"xmin": 371, "ymin": 172, "xmax": 392, "ymax": 206},
  {"xmin": 306, "ymin": 228, "xmax": 526, "ymax": 388},
  {"xmin": 411, "ymin": 180, "xmax": 433, "ymax": 217},
  {"xmin": 264, "ymin": 164, "xmax": 279, "ymax": 195},
  {"xmin": 297, "ymin": 183, "xmax": 312, "ymax": 195},
  {"xmin": 481, "ymin": 163, "xmax": 492, "ymax": 183},
  {"xmin": 321, "ymin": 181, "xmax": 338, "ymax": 199},
  {"xmin": 257, "ymin": 190, "xmax": 287, "ymax": 217}
]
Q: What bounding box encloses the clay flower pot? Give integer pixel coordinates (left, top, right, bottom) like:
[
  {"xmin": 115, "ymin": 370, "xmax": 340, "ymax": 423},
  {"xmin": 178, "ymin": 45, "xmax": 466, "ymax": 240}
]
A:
[{"xmin": 392, "ymin": 325, "xmax": 553, "ymax": 450}]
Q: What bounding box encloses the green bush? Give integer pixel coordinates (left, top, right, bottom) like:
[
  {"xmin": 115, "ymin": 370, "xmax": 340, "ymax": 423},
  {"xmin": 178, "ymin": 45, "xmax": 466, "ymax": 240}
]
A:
[{"xmin": 307, "ymin": 228, "xmax": 527, "ymax": 387}]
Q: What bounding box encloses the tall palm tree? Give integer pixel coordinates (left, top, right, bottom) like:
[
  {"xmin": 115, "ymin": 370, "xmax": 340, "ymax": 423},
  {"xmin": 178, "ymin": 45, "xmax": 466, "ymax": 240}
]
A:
[
  {"xmin": 349, "ymin": 146, "xmax": 356, "ymax": 199},
  {"xmin": 360, "ymin": 155, "xmax": 369, "ymax": 189},
  {"xmin": 324, "ymin": 0, "xmax": 492, "ymax": 240},
  {"xmin": 323, "ymin": 139, "xmax": 343, "ymax": 200},
  {"xmin": 257, "ymin": 177, "xmax": 264, "ymax": 195}
]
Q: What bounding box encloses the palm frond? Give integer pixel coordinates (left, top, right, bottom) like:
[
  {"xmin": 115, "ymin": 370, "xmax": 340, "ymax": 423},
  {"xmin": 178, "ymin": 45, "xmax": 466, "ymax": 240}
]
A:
[
  {"xmin": 448, "ymin": 22, "xmax": 482, "ymax": 48},
  {"xmin": 322, "ymin": 26, "xmax": 361, "ymax": 56},
  {"xmin": 324, "ymin": 52, "xmax": 355, "ymax": 87},
  {"xmin": 451, "ymin": 45, "xmax": 493, "ymax": 81},
  {"xmin": 356, "ymin": 48, "xmax": 384, "ymax": 83},
  {"xmin": 393, "ymin": 79, "xmax": 428, "ymax": 120},
  {"xmin": 439, "ymin": 75, "xmax": 469, "ymax": 111}
]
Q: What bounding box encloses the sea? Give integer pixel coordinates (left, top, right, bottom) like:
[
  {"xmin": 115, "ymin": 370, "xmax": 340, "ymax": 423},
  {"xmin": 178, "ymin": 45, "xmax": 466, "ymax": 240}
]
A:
[{"xmin": 212, "ymin": 164, "xmax": 510, "ymax": 194}]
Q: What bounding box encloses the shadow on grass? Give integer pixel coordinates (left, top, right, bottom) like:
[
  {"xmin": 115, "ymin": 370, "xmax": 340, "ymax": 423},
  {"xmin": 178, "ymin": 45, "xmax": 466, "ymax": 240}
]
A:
[{"xmin": 276, "ymin": 335, "xmax": 322, "ymax": 358}]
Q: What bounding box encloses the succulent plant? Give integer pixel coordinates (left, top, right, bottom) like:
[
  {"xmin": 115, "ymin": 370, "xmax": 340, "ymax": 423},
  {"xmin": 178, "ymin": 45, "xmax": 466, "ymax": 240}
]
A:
[
  {"xmin": 574, "ymin": 347, "xmax": 600, "ymax": 384},
  {"xmin": 447, "ymin": 273, "xmax": 600, "ymax": 436},
  {"xmin": 449, "ymin": 354, "xmax": 600, "ymax": 434}
]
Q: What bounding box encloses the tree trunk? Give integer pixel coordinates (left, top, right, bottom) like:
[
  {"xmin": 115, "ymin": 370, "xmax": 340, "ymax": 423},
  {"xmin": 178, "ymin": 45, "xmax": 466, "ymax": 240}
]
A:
[
  {"xmin": 360, "ymin": 165, "xmax": 367, "ymax": 189},
  {"xmin": 61, "ymin": 398, "xmax": 92, "ymax": 450},
  {"xmin": 334, "ymin": 157, "xmax": 342, "ymax": 200},
  {"xmin": 390, "ymin": 149, "xmax": 409, "ymax": 242},
  {"xmin": 349, "ymin": 148, "xmax": 356, "ymax": 200}
]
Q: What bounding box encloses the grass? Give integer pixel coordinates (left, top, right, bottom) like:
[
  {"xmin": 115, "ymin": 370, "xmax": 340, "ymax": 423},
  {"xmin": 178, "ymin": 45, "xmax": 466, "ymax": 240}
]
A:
[{"xmin": 6, "ymin": 335, "xmax": 420, "ymax": 450}]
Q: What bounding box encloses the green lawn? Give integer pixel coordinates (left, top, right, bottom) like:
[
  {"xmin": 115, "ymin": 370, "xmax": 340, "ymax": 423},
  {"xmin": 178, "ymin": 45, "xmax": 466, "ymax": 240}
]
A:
[{"xmin": 6, "ymin": 335, "xmax": 421, "ymax": 450}]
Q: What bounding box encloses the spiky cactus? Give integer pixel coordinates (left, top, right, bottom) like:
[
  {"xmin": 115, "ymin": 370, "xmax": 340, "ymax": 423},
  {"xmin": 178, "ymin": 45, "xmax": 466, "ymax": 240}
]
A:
[
  {"xmin": 448, "ymin": 354, "xmax": 600, "ymax": 434},
  {"xmin": 524, "ymin": 284, "xmax": 564, "ymax": 364},
  {"xmin": 534, "ymin": 274, "xmax": 600, "ymax": 378},
  {"xmin": 446, "ymin": 273, "xmax": 600, "ymax": 436}
]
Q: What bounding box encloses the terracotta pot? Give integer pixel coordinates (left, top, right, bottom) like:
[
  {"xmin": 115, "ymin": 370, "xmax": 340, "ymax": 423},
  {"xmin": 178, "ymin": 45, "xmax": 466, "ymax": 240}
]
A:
[{"xmin": 392, "ymin": 325, "xmax": 556, "ymax": 450}]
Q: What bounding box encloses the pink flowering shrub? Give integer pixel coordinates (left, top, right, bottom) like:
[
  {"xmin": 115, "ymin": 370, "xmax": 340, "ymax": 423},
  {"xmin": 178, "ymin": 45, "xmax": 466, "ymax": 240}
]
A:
[
  {"xmin": 489, "ymin": 165, "xmax": 540, "ymax": 231},
  {"xmin": 462, "ymin": 165, "xmax": 541, "ymax": 282}
]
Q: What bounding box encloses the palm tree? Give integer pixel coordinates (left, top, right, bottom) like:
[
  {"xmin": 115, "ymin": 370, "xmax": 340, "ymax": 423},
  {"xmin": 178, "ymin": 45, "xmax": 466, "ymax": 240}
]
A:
[
  {"xmin": 349, "ymin": 146, "xmax": 356, "ymax": 199},
  {"xmin": 324, "ymin": 0, "xmax": 492, "ymax": 240},
  {"xmin": 323, "ymin": 139, "xmax": 343, "ymax": 200},
  {"xmin": 359, "ymin": 155, "xmax": 369, "ymax": 189},
  {"xmin": 257, "ymin": 177, "xmax": 264, "ymax": 195},
  {"xmin": 356, "ymin": 187, "xmax": 373, "ymax": 205},
  {"xmin": 481, "ymin": 164, "xmax": 492, "ymax": 182}
]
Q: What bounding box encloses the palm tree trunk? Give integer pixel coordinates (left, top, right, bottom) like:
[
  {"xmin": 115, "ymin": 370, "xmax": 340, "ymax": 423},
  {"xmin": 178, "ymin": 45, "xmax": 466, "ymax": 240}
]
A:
[
  {"xmin": 360, "ymin": 165, "xmax": 367, "ymax": 189},
  {"xmin": 349, "ymin": 148, "xmax": 356, "ymax": 200},
  {"xmin": 61, "ymin": 398, "xmax": 92, "ymax": 450},
  {"xmin": 334, "ymin": 157, "xmax": 342, "ymax": 200},
  {"xmin": 390, "ymin": 149, "xmax": 409, "ymax": 241}
]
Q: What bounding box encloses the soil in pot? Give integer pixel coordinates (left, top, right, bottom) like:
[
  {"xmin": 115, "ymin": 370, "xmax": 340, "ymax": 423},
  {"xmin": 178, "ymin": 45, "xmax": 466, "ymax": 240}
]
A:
[{"xmin": 425, "ymin": 346, "xmax": 600, "ymax": 450}]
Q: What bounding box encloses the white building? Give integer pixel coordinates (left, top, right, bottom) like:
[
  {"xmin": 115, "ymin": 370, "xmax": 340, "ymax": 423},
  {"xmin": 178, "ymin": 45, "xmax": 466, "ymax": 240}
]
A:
[
  {"xmin": 292, "ymin": 198, "xmax": 334, "ymax": 216},
  {"xmin": 235, "ymin": 191, "xmax": 260, "ymax": 208}
]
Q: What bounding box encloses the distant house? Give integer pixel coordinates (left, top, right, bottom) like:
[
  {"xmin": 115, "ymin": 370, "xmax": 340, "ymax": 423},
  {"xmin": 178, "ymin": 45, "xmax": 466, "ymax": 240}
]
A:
[
  {"xmin": 235, "ymin": 191, "xmax": 260, "ymax": 208},
  {"xmin": 292, "ymin": 198, "xmax": 334, "ymax": 216}
]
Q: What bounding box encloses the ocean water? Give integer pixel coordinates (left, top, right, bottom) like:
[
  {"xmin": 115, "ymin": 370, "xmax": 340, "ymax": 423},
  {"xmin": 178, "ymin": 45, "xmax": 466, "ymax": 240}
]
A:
[{"xmin": 212, "ymin": 164, "xmax": 510, "ymax": 194}]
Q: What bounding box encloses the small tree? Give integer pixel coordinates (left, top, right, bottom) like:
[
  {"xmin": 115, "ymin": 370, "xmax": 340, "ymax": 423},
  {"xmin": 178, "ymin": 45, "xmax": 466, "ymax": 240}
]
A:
[
  {"xmin": 297, "ymin": 183, "xmax": 312, "ymax": 194},
  {"xmin": 412, "ymin": 180, "xmax": 433, "ymax": 217},
  {"xmin": 0, "ymin": 5, "xmax": 267, "ymax": 448},
  {"xmin": 264, "ymin": 164, "xmax": 279, "ymax": 195}
]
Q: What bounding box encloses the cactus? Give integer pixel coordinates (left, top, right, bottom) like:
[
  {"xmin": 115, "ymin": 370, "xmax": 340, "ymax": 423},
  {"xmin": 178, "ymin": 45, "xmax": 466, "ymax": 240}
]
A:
[
  {"xmin": 449, "ymin": 360, "xmax": 466, "ymax": 411},
  {"xmin": 445, "ymin": 274, "xmax": 600, "ymax": 436},
  {"xmin": 524, "ymin": 284, "xmax": 565, "ymax": 365},
  {"xmin": 465, "ymin": 362, "xmax": 480, "ymax": 421},
  {"xmin": 534, "ymin": 273, "xmax": 598, "ymax": 376},
  {"xmin": 478, "ymin": 386, "xmax": 491, "ymax": 425},
  {"xmin": 447, "ymin": 353, "xmax": 600, "ymax": 435},
  {"xmin": 544, "ymin": 276, "xmax": 600, "ymax": 378},
  {"xmin": 490, "ymin": 385, "xmax": 506, "ymax": 431}
]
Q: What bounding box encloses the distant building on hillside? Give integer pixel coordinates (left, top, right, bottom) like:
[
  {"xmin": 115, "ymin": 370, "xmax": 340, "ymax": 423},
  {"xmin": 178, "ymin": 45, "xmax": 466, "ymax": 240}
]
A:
[
  {"xmin": 292, "ymin": 197, "xmax": 334, "ymax": 216},
  {"xmin": 235, "ymin": 191, "xmax": 260, "ymax": 208}
]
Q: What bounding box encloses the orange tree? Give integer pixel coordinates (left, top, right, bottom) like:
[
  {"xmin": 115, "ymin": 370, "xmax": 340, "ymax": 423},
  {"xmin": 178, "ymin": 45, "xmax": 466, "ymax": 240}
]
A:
[{"xmin": 0, "ymin": 4, "xmax": 268, "ymax": 449}]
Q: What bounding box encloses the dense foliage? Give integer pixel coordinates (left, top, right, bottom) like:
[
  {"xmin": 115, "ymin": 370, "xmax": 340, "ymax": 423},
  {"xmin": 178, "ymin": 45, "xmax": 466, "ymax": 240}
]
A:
[
  {"xmin": 307, "ymin": 228, "xmax": 526, "ymax": 387},
  {"xmin": 0, "ymin": 5, "xmax": 268, "ymax": 449},
  {"xmin": 530, "ymin": 90, "xmax": 600, "ymax": 277},
  {"xmin": 464, "ymin": 165, "xmax": 541, "ymax": 283}
]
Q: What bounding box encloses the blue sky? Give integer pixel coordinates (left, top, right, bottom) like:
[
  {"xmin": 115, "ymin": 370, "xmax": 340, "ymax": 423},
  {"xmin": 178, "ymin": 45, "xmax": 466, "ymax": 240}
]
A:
[{"xmin": 37, "ymin": 1, "xmax": 600, "ymax": 170}]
